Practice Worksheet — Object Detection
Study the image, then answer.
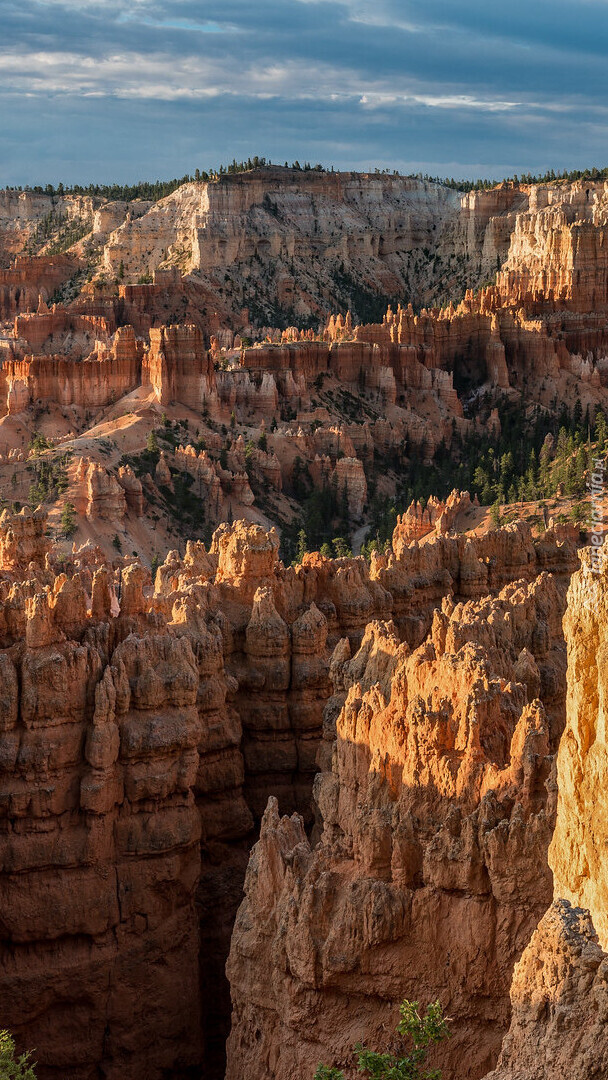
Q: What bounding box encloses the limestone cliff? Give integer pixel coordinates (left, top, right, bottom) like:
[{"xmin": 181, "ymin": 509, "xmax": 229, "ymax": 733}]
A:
[
  {"xmin": 497, "ymin": 180, "xmax": 608, "ymax": 313},
  {"xmin": 0, "ymin": 510, "xmax": 580, "ymax": 1079},
  {"xmin": 2, "ymin": 172, "xmax": 608, "ymax": 573},
  {"xmin": 0, "ymin": 519, "xmax": 253, "ymax": 1080},
  {"xmin": 101, "ymin": 169, "xmax": 465, "ymax": 321},
  {"xmin": 0, "ymin": 584, "xmax": 208, "ymax": 1079}
]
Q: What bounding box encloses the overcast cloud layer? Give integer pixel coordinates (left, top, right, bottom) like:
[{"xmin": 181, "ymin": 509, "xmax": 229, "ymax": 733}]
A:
[{"xmin": 2, "ymin": 0, "xmax": 608, "ymax": 185}]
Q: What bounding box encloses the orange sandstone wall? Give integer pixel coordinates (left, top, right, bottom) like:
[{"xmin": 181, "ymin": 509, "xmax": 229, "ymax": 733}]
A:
[
  {"xmin": 2, "ymin": 352, "xmax": 142, "ymax": 413},
  {"xmin": 0, "ymin": 255, "xmax": 81, "ymax": 318},
  {"xmin": 143, "ymin": 323, "xmax": 213, "ymax": 407}
]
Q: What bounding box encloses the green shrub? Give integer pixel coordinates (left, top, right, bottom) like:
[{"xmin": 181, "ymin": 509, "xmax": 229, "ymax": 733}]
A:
[
  {"xmin": 332, "ymin": 537, "xmax": 352, "ymax": 558},
  {"xmin": 314, "ymin": 999, "xmax": 449, "ymax": 1080},
  {"xmin": 0, "ymin": 1030, "xmax": 36, "ymax": 1079}
]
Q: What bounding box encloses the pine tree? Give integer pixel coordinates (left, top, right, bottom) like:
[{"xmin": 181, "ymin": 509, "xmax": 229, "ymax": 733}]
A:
[
  {"xmin": 146, "ymin": 430, "xmax": 159, "ymax": 454},
  {"xmin": 296, "ymin": 529, "xmax": 308, "ymax": 564},
  {"xmin": 60, "ymin": 501, "xmax": 77, "ymax": 538},
  {"xmin": 595, "ymin": 409, "xmax": 608, "ymax": 451},
  {"xmin": 332, "ymin": 537, "xmax": 352, "ymax": 558}
]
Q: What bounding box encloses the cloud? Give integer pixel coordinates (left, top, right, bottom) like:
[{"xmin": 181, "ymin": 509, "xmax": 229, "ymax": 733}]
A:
[{"xmin": 1, "ymin": 0, "xmax": 608, "ymax": 182}]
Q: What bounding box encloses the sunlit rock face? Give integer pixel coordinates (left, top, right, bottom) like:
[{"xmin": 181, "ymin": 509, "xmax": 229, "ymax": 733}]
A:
[
  {"xmin": 482, "ymin": 550, "xmax": 608, "ymax": 1080},
  {"xmin": 549, "ymin": 549, "xmax": 608, "ymax": 946},
  {"xmin": 225, "ymin": 562, "xmax": 568, "ymax": 1080},
  {"xmin": 483, "ymin": 900, "xmax": 608, "ymax": 1080}
]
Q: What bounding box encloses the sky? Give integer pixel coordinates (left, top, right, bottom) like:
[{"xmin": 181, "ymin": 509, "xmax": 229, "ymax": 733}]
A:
[{"xmin": 2, "ymin": 0, "xmax": 608, "ymax": 186}]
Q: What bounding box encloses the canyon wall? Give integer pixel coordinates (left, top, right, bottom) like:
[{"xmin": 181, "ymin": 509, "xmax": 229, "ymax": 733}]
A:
[
  {"xmin": 4, "ymin": 172, "xmax": 608, "ymax": 337},
  {"xmin": 0, "ymin": 576, "xmax": 207, "ymax": 1079},
  {"xmin": 0, "ymin": 190, "xmax": 151, "ymax": 266},
  {"xmin": 0, "ymin": 516, "xmax": 388, "ymax": 1077},
  {"xmin": 100, "ymin": 170, "xmax": 465, "ymax": 321},
  {"xmin": 92, "ymin": 174, "xmax": 608, "ymax": 327},
  {"xmin": 549, "ymin": 549, "xmax": 608, "ymax": 944},
  {"xmin": 496, "ymin": 180, "xmax": 608, "ymax": 313},
  {"xmin": 0, "ymin": 255, "xmax": 82, "ymax": 319},
  {"xmin": 224, "ymin": 525, "xmax": 578, "ymax": 1080},
  {"xmin": 485, "ymin": 548, "xmax": 608, "ymax": 1080},
  {"xmin": 142, "ymin": 323, "xmax": 214, "ymax": 408},
  {"xmin": 0, "ymin": 508, "xmax": 582, "ymax": 1080}
]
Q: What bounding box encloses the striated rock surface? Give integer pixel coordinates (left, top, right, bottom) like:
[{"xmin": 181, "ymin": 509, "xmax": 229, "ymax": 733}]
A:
[
  {"xmin": 83, "ymin": 460, "xmax": 127, "ymax": 521},
  {"xmin": 393, "ymin": 489, "xmax": 473, "ymax": 543},
  {"xmin": 143, "ymin": 323, "xmax": 213, "ymax": 407},
  {"xmin": 101, "ymin": 170, "xmax": 464, "ymax": 320},
  {"xmin": 0, "ymin": 524, "xmax": 253, "ymax": 1080},
  {"xmin": 0, "ymin": 601, "xmax": 204, "ymax": 1079},
  {"xmin": 0, "ymin": 517, "xmax": 389, "ymax": 1078},
  {"xmin": 2, "ymin": 175, "xmax": 608, "ymax": 570},
  {"xmin": 496, "ymin": 180, "xmax": 608, "ymax": 313},
  {"xmin": 0, "ymin": 507, "xmax": 51, "ymax": 573},
  {"xmin": 0, "ymin": 507, "xmax": 598, "ymax": 1080}
]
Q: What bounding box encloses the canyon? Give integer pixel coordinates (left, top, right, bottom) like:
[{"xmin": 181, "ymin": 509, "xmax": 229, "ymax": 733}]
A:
[
  {"xmin": 0, "ymin": 166, "xmax": 607, "ymax": 1080},
  {"xmin": 0, "ymin": 507, "xmax": 583, "ymax": 1079},
  {"xmin": 1, "ymin": 171, "xmax": 608, "ymax": 571}
]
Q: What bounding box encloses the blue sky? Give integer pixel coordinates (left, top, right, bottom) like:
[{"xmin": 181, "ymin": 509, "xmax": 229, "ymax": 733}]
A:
[{"xmin": 2, "ymin": 0, "xmax": 608, "ymax": 186}]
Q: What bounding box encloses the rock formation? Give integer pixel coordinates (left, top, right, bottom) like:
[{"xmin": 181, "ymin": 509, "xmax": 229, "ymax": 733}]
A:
[
  {"xmin": 0, "ymin": 506, "xmax": 584, "ymax": 1079},
  {"xmin": 484, "ymin": 900, "xmax": 608, "ymax": 1080},
  {"xmin": 0, "ymin": 255, "xmax": 82, "ymax": 318},
  {"xmin": 2, "ymin": 172, "xmax": 608, "ymax": 571},
  {"xmin": 471, "ymin": 543, "xmax": 606, "ymax": 1073},
  {"xmin": 392, "ymin": 489, "xmax": 473, "ymax": 544},
  {"xmin": 0, "ymin": 519, "xmax": 256, "ymax": 1079},
  {"xmin": 0, "ymin": 506, "xmax": 51, "ymax": 573},
  {"xmin": 548, "ymin": 548, "xmax": 608, "ymax": 945},
  {"xmin": 482, "ymin": 548, "xmax": 608, "ymax": 1079},
  {"xmin": 225, "ymin": 551, "xmax": 570, "ymax": 1080},
  {"xmin": 83, "ymin": 460, "xmax": 127, "ymax": 521},
  {"xmin": 0, "ymin": 588, "xmax": 206, "ymax": 1079},
  {"xmin": 101, "ymin": 170, "xmax": 463, "ymax": 321}
]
